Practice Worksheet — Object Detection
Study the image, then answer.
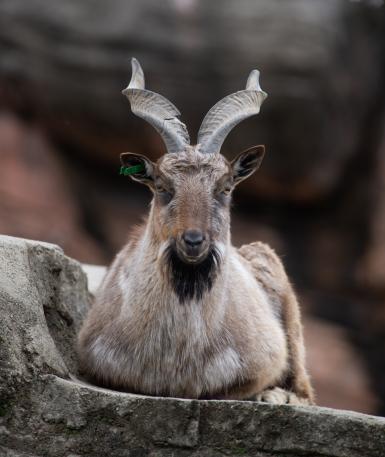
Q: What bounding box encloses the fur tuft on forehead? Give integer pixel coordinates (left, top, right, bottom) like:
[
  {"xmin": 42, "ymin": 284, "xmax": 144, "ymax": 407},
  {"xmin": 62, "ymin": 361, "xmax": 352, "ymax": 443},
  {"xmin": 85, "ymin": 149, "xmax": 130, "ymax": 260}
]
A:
[{"xmin": 157, "ymin": 147, "xmax": 229, "ymax": 179}]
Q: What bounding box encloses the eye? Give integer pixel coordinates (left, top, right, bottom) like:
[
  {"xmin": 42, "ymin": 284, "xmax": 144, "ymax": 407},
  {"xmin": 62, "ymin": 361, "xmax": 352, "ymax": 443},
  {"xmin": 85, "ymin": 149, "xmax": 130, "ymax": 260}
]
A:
[
  {"xmin": 221, "ymin": 186, "xmax": 232, "ymax": 196},
  {"xmin": 215, "ymin": 185, "xmax": 232, "ymax": 205},
  {"xmin": 217, "ymin": 185, "xmax": 232, "ymax": 198},
  {"xmin": 156, "ymin": 186, "xmax": 173, "ymax": 204}
]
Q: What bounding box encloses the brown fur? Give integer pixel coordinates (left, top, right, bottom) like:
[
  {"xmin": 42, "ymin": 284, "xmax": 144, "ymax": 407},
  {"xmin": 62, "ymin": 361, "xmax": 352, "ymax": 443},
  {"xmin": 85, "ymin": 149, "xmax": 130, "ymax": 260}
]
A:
[{"xmin": 77, "ymin": 147, "xmax": 314, "ymax": 404}]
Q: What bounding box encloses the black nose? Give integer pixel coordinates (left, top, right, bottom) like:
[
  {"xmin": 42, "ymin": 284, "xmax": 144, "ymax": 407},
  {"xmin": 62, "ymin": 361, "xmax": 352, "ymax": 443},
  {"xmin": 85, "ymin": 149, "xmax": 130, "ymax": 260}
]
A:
[{"xmin": 182, "ymin": 229, "xmax": 205, "ymax": 247}]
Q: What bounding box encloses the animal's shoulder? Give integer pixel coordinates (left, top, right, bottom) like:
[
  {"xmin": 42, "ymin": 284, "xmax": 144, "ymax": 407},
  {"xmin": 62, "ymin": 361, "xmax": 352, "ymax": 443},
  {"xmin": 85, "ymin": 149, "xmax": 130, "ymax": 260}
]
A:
[
  {"xmin": 237, "ymin": 241, "xmax": 289, "ymax": 295},
  {"xmin": 112, "ymin": 221, "xmax": 147, "ymax": 263},
  {"xmin": 125, "ymin": 221, "xmax": 147, "ymax": 249},
  {"xmin": 99, "ymin": 222, "xmax": 147, "ymax": 290}
]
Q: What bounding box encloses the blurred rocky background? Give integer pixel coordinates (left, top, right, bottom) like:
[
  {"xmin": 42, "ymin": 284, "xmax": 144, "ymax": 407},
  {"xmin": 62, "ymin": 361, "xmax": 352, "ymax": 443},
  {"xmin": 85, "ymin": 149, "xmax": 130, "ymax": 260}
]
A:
[{"xmin": 0, "ymin": 0, "xmax": 384, "ymax": 415}]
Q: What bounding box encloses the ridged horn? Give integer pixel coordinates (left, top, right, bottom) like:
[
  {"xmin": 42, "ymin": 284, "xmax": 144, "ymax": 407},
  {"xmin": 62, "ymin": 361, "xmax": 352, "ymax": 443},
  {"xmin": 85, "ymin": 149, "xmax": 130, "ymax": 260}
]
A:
[
  {"xmin": 197, "ymin": 69, "xmax": 267, "ymax": 154},
  {"xmin": 122, "ymin": 58, "xmax": 190, "ymax": 154}
]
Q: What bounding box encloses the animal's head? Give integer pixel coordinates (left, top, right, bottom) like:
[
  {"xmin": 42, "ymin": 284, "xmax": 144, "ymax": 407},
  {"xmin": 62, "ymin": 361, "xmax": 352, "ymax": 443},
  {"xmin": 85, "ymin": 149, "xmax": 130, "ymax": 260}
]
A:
[{"xmin": 121, "ymin": 58, "xmax": 267, "ymax": 269}]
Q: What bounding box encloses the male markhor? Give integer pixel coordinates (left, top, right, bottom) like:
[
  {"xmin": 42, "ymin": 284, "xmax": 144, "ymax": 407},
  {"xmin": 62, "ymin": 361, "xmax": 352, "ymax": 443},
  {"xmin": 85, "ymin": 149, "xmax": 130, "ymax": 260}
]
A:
[{"xmin": 78, "ymin": 58, "xmax": 314, "ymax": 404}]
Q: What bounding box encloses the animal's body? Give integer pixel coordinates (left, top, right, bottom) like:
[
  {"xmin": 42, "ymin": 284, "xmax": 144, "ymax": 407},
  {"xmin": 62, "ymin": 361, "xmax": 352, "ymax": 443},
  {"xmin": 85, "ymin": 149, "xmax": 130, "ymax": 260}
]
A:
[{"xmin": 77, "ymin": 59, "xmax": 314, "ymax": 404}]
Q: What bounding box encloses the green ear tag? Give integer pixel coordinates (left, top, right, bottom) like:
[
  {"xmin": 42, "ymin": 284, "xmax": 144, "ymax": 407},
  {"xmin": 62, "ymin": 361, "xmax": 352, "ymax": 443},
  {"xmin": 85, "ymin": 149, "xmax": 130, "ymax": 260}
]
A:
[{"xmin": 120, "ymin": 164, "xmax": 145, "ymax": 176}]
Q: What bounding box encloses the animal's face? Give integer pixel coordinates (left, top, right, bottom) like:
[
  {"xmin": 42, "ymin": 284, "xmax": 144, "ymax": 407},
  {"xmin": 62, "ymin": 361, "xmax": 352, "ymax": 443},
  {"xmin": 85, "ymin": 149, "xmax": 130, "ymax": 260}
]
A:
[{"xmin": 121, "ymin": 145, "xmax": 265, "ymax": 265}]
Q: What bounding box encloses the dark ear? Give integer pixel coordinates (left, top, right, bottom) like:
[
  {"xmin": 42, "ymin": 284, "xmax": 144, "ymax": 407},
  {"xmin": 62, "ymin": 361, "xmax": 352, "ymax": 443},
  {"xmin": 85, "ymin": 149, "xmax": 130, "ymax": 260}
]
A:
[
  {"xmin": 231, "ymin": 145, "xmax": 265, "ymax": 185},
  {"xmin": 120, "ymin": 153, "xmax": 155, "ymax": 186}
]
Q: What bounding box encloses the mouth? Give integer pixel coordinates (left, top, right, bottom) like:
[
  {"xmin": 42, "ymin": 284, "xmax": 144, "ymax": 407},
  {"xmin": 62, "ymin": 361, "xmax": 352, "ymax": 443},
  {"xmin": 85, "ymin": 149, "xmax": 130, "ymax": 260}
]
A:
[
  {"xmin": 173, "ymin": 237, "xmax": 212, "ymax": 264},
  {"xmin": 175, "ymin": 245, "xmax": 210, "ymax": 264}
]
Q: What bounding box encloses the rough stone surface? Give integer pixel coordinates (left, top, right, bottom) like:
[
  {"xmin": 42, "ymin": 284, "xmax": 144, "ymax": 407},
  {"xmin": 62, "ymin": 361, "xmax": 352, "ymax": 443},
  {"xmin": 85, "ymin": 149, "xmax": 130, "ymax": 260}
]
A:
[{"xmin": 0, "ymin": 235, "xmax": 384, "ymax": 457}]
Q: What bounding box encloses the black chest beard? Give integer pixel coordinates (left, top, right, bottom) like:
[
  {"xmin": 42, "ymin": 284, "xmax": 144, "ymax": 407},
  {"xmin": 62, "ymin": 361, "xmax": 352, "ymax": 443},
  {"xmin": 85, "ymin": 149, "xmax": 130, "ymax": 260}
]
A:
[{"xmin": 164, "ymin": 245, "xmax": 221, "ymax": 304}]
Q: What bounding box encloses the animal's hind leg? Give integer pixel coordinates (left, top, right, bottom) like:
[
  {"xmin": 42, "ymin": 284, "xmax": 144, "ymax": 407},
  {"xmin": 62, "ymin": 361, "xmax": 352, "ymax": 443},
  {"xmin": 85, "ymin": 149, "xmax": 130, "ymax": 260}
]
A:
[
  {"xmin": 252, "ymin": 285, "xmax": 314, "ymax": 406},
  {"xmin": 238, "ymin": 241, "xmax": 314, "ymax": 404},
  {"xmin": 279, "ymin": 286, "xmax": 315, "ymax": 404}
]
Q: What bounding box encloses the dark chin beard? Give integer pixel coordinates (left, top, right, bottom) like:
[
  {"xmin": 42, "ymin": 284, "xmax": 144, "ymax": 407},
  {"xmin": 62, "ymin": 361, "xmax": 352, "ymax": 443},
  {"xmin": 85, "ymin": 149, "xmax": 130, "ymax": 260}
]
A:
[{"xmin": 164, "ymin": 244, "xmax": 221, "ymax": 304}]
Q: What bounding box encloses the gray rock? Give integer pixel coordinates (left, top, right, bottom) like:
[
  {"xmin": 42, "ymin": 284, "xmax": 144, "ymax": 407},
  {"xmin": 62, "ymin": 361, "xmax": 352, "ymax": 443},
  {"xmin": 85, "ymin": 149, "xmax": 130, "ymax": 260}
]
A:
[{"xmin": 0, "ymin": 235, "xmax": 384, "ymax": 457}]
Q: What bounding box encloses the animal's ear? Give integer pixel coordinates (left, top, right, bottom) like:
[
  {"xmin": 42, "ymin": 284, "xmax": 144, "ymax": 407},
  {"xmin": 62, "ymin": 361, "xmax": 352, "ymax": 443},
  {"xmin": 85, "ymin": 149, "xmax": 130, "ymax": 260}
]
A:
[
  {"xmin": 120, "ymin": 153, "xmax": 155, "ymax": 186},
  {"xmin": 231, "ymin": 145, "xmax": 265, "ymax": 185}
]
